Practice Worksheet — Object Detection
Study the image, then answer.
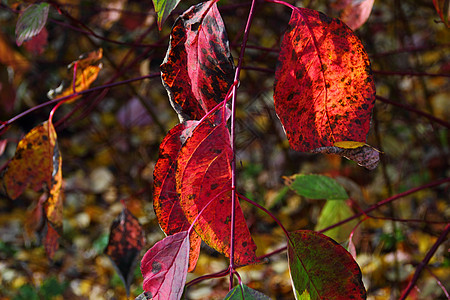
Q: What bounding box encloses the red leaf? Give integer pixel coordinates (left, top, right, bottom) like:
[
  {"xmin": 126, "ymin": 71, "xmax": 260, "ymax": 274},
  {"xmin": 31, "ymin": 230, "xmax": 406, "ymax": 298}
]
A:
[
  {"xmin": 333, "ymin": 0, "xmax": 374, "ymax": 30},
  {"xmin": 175, "ymin": 106, "xmax": 257, "ymax": 266},
  {"xmin": 273, "ymin": 8, "xmax": 375, "ymax": 153},
  {"xmin": 153, "ymin": 121, "xmax": 202, "ymax": 272},
  {"xmin": 141, "ymin": 231, "xmax": 189, "ymax": 300},
  {"xmin": 24, "ymin": 27, "xmax": 48, "ymax": 55},
  {"xmin": 433, "ymin": 0, "xmax": 450, "ymax": 28},
  {"xmin": 287, "ymin": 230, "xmax": 366, "ymax": 299},
  {"xmin": 161, "ymin": 0, "xmax": 235, "ymax": 121},
  {"xmin": 105, "ymin": 207, "xmax": 145, "ymax": 296}
]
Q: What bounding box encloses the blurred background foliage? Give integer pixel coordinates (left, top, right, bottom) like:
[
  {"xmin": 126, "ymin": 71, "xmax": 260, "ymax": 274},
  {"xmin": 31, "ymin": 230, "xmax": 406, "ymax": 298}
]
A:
[{"xmin": 0, "ymin": 0, "xmax": 449, "ymax": 299}]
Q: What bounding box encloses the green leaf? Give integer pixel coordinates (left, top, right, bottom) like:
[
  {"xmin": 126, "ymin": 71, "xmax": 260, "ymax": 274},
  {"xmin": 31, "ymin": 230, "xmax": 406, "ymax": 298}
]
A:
[
  {"xmin": 286, "ymin": 174, "xmax": 348, "ymax": 200},
  {"xmin": 287, "ymin": 230, "xmax": 366, "ymax": 300},
  {"xmin": 224, "ymin": 284, "xmax": 272, "ymax": 300},
  {"xmin": 15, "ymin": 3, "xmax": 50, "ymax": 46},
  {"xmin": 152, "ymin": 0, "xmax": 181, "ymax": 30},
  {"xmin": 315, "ymin": 200, "xmax": 358, "ymax": 243}
]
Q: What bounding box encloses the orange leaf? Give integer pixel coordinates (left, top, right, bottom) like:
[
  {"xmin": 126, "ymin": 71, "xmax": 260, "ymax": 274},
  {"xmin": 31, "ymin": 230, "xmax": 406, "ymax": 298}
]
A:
[
  {"xmin": 48, "ymin": 49, "xmax": 103, "ymax": 102},
  {"xmin": 1, "ymin": 121, "xmax": 63, "ymax": 258},
  {"xmin": 2, "ymin": 121, "xmax": 58, "ymax": 199}
]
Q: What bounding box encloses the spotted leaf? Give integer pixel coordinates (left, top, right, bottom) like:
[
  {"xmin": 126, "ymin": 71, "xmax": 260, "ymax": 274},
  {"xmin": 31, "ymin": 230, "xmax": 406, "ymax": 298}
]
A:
[
  {"xmin": 273, "ymin": 8, "xmax": 376, "ymax": 157},
  {"xmin": 161, "ymin": 0, "xmax": 235, "ymax": 121}
]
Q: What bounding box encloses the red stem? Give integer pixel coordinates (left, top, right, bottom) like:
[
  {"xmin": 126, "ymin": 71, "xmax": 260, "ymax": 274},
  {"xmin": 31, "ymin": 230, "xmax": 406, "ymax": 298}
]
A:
[
  {"xmin": 257, "ymin": 177, "xmax": 450, "ymax": 262},
  {"xmin": 0, "ymin": 74, "xmax": 159, "ymax": 135},
  {"xmin": 229, "ymin": 0, "xmax": 258, "ymax": 289},
  {"xmin": 399, "ymin": 224, "xmax": 450, "ymax": 300},
  {"xmin": 376, "ymin": 95, "xmax": 450, "ymax": 128}
]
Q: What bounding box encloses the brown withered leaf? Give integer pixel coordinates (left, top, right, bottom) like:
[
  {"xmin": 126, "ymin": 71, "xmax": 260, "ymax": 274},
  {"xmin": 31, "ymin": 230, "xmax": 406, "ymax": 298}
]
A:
[
  {"xmin": 2, "ymin": 121, "xmax": 59, "ymax": 199},
  {"xmin": 312, "ymin": 145, "xmax": 379, "ymax": 170},
  {"xmin": 1, "ymin": 121, "xmax": 63, "ymax": 258},
  {"xmin": 105, "ymin": 207, "xmax": 145, "ymax": 297}
]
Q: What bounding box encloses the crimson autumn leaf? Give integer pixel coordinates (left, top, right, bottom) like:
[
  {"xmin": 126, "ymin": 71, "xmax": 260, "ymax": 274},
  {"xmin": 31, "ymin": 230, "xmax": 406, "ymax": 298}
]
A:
[
  {"xmin": 273, "ymin": 8, "xmax": 376, "ymax": 166},
  {"xmin": 176, "ymin": 106, "xmax": 257, "ymax": 266},
  {"xmin": 161, "ymin": 0, "xmax": 235, "ymax": 121},
  {"xmin": 105, "ymin": 207, "xmax": 145, "ymax": 297},
  {"xmin": 332, "ymin": 0, "xmax": 374, "ymax": 30},
  {"xmin": 153, "ymin": 121, "xmax": 202, "ymax": 272},
  {"xmin": 140, "ymin": 231, "xmax": 189, "ymax": 300},
  {"xmin": 287, "ymin": 230, "xmax": 366, "ymax": 299}
]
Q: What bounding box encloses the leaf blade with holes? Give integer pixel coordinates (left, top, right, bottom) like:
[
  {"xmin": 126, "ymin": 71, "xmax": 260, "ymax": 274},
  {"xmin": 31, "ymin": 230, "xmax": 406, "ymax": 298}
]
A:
[
  {"xmin": 273, "ymin": 8, "xmax": 376, "ymax": 154},
  {"xmin": 15, "ymin": 3, "xmax": 49, "ymax": 46},
  {"xmin": 287, "ymin": 230, "xmax": 366, "ymax": 299},
  {"xmin": 140, "ymin": 231, "xmax": 189, "ymax": 300}
]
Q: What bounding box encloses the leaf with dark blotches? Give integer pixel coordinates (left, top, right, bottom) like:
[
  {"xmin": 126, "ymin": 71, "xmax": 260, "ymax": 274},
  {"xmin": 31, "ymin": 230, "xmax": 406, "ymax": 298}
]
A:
[
  {"xmin": 273, "ymin": 8, "xmax": 376, "ymax": 164},
  {"xmin": 153, "ymin": 121, "xmax": 201, "ymax": 272},
  {"xmin": 140, "ymin": 231, "xmax": 189, "ymax": 300},
  {"xmin": 287, "ymin": 230, "xmax": 366, "ymax": 299},
  {"xmin": 176, "ymin": 106, "xmax": 257, "ymax": 266},
  {"xmin": 2, "ymin": 121, "xmax": 58, "ymax": 199},
  {"xmin": 433, "ymin": 0, "xmax": 450, "ymax": 28},
  {"xmin": 332, "ymin": 0, "xmax": 374, "ymax": 30},
  {"xmin": 161, "ymin": 0, "xmax": 235, "ymax": 121},
  {"xmin": 152, "ymin": 0, "xmax": 181, "ymax": 30},
  {"xmin": 1, "ymin": 121, "xmax": 64, "ymax": 259},
  {"xmin": 105, "ymin": 207, "xmax": 145, "ymax": 297},
  {"xmin": 15, "ymin": 3, "xmax": 49, "ymax": 46}
]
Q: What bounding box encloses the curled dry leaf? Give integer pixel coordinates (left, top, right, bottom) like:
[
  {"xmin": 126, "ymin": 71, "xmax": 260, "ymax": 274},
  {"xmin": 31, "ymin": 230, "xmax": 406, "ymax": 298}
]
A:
[{"xmin": 312, "ymin": 144, "xmax": 379, "ymax": 170}]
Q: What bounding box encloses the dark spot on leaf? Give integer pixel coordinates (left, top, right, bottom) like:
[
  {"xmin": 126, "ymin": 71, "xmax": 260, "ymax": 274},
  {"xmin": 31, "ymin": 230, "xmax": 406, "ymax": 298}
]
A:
[
  {"xmin": 151, "ymin": 261, "xmax": 162, "ymax": 274},
  {"xmin": 191, "ymin": 21, "xmax": 201, "ymax": 32},
  {"xmin": 42, "ymin": 135, "xmax": 48, "ymax": 141},
  {"xmin": 318, "ymin": 12, "xmax": 333, "ymax": 24},
  {"xmin": 211, "ymin": 183, "xmax": 218, "ymax": 190}
]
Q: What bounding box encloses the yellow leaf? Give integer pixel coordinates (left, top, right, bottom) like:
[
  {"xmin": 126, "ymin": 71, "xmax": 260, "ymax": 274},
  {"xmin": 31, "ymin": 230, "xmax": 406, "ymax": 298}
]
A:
[
  {"xmin": 334, "ymin": 141, "xmax": 367, "ymax": 149},
  {"xmin": 48, "ymin": 48, "xmax": 103, "ymax": 103}
]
